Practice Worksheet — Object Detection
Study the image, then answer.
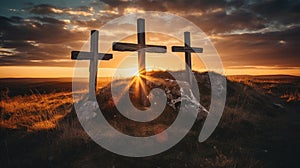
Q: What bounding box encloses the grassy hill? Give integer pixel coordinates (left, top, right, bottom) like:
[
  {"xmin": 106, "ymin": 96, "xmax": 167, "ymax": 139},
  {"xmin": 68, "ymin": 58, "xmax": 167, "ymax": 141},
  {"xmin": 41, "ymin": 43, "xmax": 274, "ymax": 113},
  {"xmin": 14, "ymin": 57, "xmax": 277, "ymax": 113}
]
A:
[{"xmin": 0, "ymin": 71, "xmax": 299, "ymax": 167}]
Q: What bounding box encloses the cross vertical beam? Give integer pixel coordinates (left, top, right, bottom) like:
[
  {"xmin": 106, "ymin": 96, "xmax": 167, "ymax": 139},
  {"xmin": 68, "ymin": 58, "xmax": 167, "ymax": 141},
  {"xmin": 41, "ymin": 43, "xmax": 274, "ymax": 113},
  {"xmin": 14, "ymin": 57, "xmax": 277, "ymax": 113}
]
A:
[
  {"xmin": 184, "ymin": 32, "xmax": 192, "ymax": 85},
  {"xmin": 172, "ymin": 32, "xmax": 203, "ymax": 86},
  {"xmin": 137, "ymin": 18, "xmax": 148, "ymax": 106},
  {"xmin": 90, "ymin": 30, "xmax": 98, "ymax": 100}
]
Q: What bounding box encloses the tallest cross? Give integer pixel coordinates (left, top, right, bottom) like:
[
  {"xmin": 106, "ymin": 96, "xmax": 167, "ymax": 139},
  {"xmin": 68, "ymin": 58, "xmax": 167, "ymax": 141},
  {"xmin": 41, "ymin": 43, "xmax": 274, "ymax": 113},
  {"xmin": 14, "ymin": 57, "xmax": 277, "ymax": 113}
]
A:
[{"xmin": 113, "ymin": 18, "xmax": 167, "ymax": 106}]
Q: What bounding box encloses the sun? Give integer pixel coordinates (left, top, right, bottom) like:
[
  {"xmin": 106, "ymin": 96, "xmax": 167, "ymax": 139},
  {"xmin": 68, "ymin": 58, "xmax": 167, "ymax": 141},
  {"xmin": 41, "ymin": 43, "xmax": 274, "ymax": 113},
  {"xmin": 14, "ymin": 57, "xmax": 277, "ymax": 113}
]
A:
[{"xmin": 135, "ymin": 72, "xmax": 140, "ymax": 77}]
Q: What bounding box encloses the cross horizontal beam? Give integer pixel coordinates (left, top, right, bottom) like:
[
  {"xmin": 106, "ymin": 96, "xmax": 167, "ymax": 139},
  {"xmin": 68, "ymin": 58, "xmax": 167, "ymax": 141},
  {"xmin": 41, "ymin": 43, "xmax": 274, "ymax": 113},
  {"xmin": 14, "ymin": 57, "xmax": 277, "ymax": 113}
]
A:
[
  {"xmin": 171, "ymin": 46, "xmax": 203, "ymax": 53},
  {"xmin": 71, "ymin": 51, "xmax": 113, "ymax": 60},
  {"xmin": 112, "ymin": 42, "xmax": 167, "ymax": 53}
]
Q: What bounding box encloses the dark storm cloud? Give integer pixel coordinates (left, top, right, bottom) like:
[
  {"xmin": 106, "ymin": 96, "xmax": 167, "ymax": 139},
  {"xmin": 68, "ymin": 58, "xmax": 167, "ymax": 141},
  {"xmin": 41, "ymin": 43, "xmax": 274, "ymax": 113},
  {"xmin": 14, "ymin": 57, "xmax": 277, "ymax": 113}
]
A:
[
  {"xmin": 25, "ymin": 0, "xmax": 300, "ymax": 30},
  {"xmin": 215, "ymin": 25, "xmax": 300, "ymax": 67},
  {"xmin": 94, "ymin": 0, "xmax": 228, "ymax": 16},
  {"xmin": 250, "ymin": 0, "xmax": 300, "ymax": 23},
  {"xmin": 0, "ymin": 39, "xmax": 74, "ymax": 66},
  {"xmin": 162, "ymin": 0, "xmax": 227, "ymax": 12},
  {"xmin": 101, "ymin": 0, "xmax": 227, "ymax": 12},
  {"xmin": 95, "ymin": 0, "xmax": 299, "ymax": 35},
  {"xmin": 0, "ymin": 0, "xmax": 299, "ymax": 68},
  {"xmin": 0, "ymin": 15, "xmax": 86, "ymax": 44},
  {"xmin": 185, "ymin": 9, "xmax": 267, "ymax": 34},
  {"xmin": 0, "ymin": 15, "xmax": 87, "ymax": 66},
  {"xmin": 29, "ymin": 4, "xmax": 59, "ymax": 15},
  {"xmin": 0, "ymin": 40, "xmax": 75, "ymax": 66},
  {"xmin": 26, "ymin": 0, "xmax": 299, "ymax": 35}
]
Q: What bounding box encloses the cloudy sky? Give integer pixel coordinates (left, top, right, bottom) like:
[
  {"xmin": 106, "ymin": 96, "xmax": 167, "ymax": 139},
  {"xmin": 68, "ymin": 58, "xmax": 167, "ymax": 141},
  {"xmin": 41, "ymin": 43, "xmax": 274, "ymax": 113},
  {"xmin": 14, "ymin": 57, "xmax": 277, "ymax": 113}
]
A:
[{"xmin": 0, "ymin": 0, "xmax": 299, "ymax": 77}]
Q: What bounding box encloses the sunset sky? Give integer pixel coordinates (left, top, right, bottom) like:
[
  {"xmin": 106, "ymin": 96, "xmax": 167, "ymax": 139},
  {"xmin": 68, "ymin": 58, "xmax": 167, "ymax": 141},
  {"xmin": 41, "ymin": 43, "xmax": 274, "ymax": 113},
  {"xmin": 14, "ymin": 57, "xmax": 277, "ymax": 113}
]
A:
[{"xmin": 0, "ymin": 0, "xmax": 299, "ymax": 77}]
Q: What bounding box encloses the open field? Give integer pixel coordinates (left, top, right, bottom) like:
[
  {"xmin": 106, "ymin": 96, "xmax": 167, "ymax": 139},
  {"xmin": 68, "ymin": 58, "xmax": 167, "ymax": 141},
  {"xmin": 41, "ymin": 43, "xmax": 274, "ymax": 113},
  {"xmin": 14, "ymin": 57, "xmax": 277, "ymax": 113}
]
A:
[
  {"xmin": 0, "ymin": 77, "xmax": 111, "ymax": 97},
  {"xmin": 0, "ymin": 72, "xmax": 300, "ymax": 167}
]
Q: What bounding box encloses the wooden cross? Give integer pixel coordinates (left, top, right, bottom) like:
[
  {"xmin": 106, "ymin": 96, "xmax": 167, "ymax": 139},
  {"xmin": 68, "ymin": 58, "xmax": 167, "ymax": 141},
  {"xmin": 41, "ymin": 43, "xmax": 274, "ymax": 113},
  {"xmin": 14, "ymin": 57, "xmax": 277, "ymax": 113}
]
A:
[
  {"xmin": 112, "ymin": 18, "xmax": 167, "ymax": 106},
  {"xmin": 71, "ymin": 30, "xmax": 113, "ymax": 100},
  {"xmin": 172, "ymin": 32, "xmax": 203, "ymax": 85}
]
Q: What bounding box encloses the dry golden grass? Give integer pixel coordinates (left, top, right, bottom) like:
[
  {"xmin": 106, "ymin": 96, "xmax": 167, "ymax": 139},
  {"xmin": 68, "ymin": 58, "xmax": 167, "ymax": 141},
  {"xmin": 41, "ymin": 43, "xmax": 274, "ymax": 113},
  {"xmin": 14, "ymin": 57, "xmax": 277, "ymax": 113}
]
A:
[
  {"xmin": 281, "ymin": 92, "xmax": 300, "ymax": 102},
  {"xmin": 0, "ymin": 91, "xmax": 73, "ymax": 131},
  {"xmin": 228, "ymin": 75, "xmax": 300, "ymax": 104}
]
